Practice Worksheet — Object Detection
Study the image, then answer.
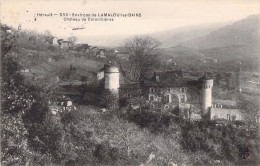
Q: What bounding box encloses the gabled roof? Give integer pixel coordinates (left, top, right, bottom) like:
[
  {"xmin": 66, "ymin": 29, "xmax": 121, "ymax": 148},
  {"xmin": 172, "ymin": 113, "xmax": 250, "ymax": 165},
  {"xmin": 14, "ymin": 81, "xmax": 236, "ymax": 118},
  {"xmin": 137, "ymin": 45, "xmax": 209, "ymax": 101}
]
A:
[
  {"xmin": 142, "ymin": 70, "xmax": 191, "ymax": 87},
  {"xmin": 120, "ymin": 82, "xmax": 141, "ymax": 89},
  {"xmin": 199, "ymin": 73, "xmax": 212, "ymax": 81}
]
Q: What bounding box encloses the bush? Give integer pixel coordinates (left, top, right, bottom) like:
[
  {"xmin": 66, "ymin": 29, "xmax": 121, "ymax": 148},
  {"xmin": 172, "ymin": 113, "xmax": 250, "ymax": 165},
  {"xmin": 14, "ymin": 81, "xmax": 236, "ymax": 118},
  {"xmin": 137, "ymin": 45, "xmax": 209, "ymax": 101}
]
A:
[{"xmin": 180, "ymin": 120, "xmax": 258, "ymax": 165}]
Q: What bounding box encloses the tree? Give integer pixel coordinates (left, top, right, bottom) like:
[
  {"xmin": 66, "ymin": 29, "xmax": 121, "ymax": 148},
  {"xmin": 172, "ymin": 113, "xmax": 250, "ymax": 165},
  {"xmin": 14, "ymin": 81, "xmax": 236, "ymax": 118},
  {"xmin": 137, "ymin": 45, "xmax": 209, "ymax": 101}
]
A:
[
  {"xmin": 1, "ymin": 26, "xmax": 39, "ymax": 165},
  {"xmin": 237, "ymin": 94, "xmax": 259, "ymax": 129},
  {"xmin": 119, "ymin": 36, "xmax": 161, "ymax": 82},
  {"xmin": 185, "ymin": 87, "xmax": 200, "ymax": 121},
  {"xmin": 98, "ymin": 89, "xmax": 119, "ymax": 109},
  {"xmin": 1, "ymin": 25, "xmax": 58, "ymax": 165},
  {"xmin": 107, "ymin": 117, "xmax": 151, "ymax": 158}
]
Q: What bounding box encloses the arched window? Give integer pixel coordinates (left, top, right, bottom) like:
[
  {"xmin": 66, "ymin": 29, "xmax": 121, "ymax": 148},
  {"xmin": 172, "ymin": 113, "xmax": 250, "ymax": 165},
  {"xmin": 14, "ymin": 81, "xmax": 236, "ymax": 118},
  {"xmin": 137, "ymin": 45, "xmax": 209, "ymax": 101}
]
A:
[{"xmin": 165, "ymin": 95, "xmax": 170, "ymax": 103}]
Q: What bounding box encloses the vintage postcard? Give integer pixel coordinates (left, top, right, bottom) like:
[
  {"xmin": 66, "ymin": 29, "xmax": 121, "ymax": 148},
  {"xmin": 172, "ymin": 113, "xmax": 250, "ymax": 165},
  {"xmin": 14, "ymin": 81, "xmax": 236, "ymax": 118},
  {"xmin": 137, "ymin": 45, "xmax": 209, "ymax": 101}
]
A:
[{"xmin": 1, "ymin": 0, "xmax": 260, "ymax": 166}]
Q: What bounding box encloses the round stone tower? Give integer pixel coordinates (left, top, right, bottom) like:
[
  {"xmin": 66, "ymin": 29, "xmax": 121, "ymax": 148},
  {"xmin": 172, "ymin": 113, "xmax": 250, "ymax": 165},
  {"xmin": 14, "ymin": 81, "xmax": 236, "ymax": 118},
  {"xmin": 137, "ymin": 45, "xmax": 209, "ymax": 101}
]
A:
[
  {"xmin": 104, "ymin": 64, "xmax": 120, "ymax": 94},
  {"xmin": 199, "ymin": 73, "xmax": 214, "ymax": 117}
]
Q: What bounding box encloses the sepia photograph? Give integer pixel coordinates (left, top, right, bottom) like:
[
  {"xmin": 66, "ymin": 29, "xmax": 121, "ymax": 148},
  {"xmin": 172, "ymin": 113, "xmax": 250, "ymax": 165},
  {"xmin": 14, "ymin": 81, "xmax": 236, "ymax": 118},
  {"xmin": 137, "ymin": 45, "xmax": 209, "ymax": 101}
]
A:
[{"xmin": 1, "ymin": 0, "xmax": 260, "ymax": 165}]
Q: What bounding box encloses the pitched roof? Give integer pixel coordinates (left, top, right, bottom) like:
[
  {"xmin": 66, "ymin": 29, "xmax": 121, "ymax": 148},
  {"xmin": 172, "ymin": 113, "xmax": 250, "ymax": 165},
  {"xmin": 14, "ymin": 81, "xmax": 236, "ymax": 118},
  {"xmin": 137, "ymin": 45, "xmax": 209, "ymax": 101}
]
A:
[
  {"xmin": 143, "ymin": 70, "xmax": 191, "ymax": 87},
  {"xmin": 120, "ymin": 82, "xmax": 141, "ymax": 89},
  {"xmin": 199, "ymin": 73, "xmax": 212, "ymax": 81}
]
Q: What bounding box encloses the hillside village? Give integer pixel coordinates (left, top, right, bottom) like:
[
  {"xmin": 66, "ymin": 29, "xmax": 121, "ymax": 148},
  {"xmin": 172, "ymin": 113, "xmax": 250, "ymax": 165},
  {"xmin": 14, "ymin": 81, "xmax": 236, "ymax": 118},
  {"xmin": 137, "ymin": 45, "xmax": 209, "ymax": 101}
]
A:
[
  {"xmin": 1, "ymin": 14, "xmax": 260, "ymax": 166},
  {"xmin": 10, "ymin": 23, "xmax": 259, "ymax": 125}
]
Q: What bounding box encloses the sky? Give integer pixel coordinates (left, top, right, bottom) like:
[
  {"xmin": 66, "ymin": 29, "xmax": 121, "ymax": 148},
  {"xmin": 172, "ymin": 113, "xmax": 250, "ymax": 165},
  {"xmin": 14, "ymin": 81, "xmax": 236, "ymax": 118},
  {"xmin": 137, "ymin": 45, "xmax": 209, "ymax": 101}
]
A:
[{"xmin": 1, "ymin": 0, "xmax": 260, "ymax": 42}]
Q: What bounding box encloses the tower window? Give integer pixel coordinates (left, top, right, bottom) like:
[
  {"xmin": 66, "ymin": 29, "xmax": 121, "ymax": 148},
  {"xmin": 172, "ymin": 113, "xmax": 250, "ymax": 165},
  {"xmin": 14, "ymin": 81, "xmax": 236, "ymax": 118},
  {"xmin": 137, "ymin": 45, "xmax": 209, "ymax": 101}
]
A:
[{"xmin": 166, "ymin": 95, "xmax": 170, "ymax": 103}]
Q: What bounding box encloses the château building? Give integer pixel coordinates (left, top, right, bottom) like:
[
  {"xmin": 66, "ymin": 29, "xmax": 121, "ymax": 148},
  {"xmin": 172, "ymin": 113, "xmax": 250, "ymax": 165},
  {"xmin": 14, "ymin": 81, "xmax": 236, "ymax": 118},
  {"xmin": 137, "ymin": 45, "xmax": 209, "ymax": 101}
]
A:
[{"xmin": 98, "ymin": 64, "xmax": 259, "ymax": 123}]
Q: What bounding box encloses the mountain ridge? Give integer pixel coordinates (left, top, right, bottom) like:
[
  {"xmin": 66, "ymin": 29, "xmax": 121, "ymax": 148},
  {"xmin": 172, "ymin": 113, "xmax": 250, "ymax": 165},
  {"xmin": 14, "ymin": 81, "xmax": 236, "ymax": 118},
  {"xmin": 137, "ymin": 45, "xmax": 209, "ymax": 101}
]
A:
[{"xmin": 179, "ymin": 15, "xmax": 260, "ymax": 49}]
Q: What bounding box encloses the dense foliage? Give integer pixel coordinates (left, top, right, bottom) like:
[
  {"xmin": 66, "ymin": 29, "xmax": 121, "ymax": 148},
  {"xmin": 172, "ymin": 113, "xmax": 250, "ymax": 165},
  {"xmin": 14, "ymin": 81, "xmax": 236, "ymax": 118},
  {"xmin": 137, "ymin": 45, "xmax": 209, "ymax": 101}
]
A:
[
  {"xmin": 125, "ymin": 107, "xmax": 260, "ymax": 165},
  {"xmin": 180, "ymin": 121, "xmax": 259, "ymax": 165},
  {"xmin": 1, "ymin": 26, "xmax": 50, "ymax": 165}
]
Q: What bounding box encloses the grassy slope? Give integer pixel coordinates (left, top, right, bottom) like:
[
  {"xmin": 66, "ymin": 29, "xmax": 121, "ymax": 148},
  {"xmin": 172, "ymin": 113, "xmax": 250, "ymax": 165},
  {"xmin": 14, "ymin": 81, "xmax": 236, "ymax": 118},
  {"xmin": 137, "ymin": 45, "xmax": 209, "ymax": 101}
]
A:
[
  {"xmin": 16, "ymin": 46, "xmax": 106, "ymax": 84},
  {"xmin": 69, "ymin": 105, "xmax": 191, "ymax": 166}
]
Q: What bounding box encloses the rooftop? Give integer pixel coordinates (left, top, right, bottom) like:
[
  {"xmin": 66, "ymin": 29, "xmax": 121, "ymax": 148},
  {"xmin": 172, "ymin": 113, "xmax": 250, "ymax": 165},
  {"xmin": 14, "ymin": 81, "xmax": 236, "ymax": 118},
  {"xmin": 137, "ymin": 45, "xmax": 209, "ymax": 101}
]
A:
[
  {"xmin": 199, "ymin": 73, "xmax": 212, "ymax": 81},
  {"xmin": 142, "ymin": 70, "xmax": 193, "ymax": 87},
  {"xmin": 120, "ymin": 82, "xmax": 141, "ymax": 89}
]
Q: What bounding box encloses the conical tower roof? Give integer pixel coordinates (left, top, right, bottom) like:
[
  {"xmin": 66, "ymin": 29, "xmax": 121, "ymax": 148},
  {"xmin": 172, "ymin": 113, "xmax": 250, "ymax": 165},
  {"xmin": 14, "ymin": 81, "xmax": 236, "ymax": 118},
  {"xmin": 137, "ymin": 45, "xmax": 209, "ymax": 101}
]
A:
[
  {"xmin": 104, "ymin": 64, "xmax": 119, "ymax": 73},
  {"xmin": 199, "ymin": 73, "xmax": 212, "ymax": 81}
]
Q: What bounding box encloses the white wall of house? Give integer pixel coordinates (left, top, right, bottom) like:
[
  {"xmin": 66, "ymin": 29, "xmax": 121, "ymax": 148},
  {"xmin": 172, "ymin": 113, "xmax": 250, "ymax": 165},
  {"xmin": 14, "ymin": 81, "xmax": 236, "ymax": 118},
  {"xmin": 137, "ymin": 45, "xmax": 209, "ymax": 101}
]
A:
[{"xmin": 210, "ymin": 108, "xmax": 243, "ymax": 121}]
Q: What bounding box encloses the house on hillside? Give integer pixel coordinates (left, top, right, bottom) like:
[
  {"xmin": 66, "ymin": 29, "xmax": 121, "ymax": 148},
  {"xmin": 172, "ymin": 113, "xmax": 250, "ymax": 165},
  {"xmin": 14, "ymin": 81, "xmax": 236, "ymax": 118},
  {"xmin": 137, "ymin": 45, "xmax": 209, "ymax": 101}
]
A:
[
  {"xmin": 96, "ymin": 49, "xmax": 106, "ymax": 58},
  {"xmin": 57, "ymin": 39, "xmax": 63, "ymax": 46},
  {"xmin": 61, "ymin": 40, "xmax": 71, "ymax": 49},
  {"xmin": 45, "ymin": 36, "xmax": 54, "ymax": 45},
  {"xmin": 73, "ymin": 44, "xmax": 90, "ymax": 52},
  {"xmin": 1, "ymin": 25, "xmax": 14, "ymax": 34},
  {"xmin": 53, "ymin": 37, "xmax": 59, "ymax": 46},
  {"xmin": 55, "ymin": 38, "xmax": 71, "ymax": 49},
  {"xmin": 6, "ymin": 29, "xmax": 13, "ymax": 34},
  {"xmin": 89, "ymin": 47, "xmax": 99, "ymax": 56}
]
